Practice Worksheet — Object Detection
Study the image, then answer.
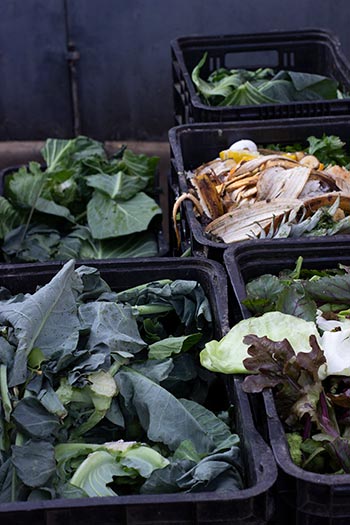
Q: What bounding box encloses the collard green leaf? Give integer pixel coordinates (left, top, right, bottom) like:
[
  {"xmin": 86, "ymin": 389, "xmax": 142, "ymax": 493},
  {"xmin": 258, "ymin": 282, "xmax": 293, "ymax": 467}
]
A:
[
  {"xmin": 12, "ymin": 398, "xmax": 60, "ymax": 438},
  {"xmin": 244, "ymin": 274, "xmax": 286, "ymax": 314},
  {"xmin": 2, "ymin": 139, "xmax": 162, "ymax": 263},
  {"xmin": 105, "ymin": 398, "xmax": 125, "ymax": 427},
  {"xmin": 304, "ymin": 273, "xmax": 350, "ymax": 303},
  {"xmin": 42, "ymin": 136, "xmax": 105, "ymax": 172},
  {"xmin": 191, "ymin": 53, "xmax": 241, "ymax": 101},
  {"xmin": 176, "ymin": 447, "xmax": 243, "ymax": 492},
  {"xmin": 38, "ymin": 384, "xmax": 68, "ymax": 418},
  {"xmin": 140, "ymin": 459, "xmax": 195, "ymax": 494},
  {"xmin": 0, "ymin": 338, "xmax": 15, "ymax": 368},
  {"xmin": 75, "ymin": 264, "xmax": 111, "ymax": 301},
  {"xmin": 173, "ymin": 439, "xmax": 202, "ymax": 462},
  {"xmin": 179, "ymin": 398, "xmax": 236, "ymax": 449},
  {"xmin": 41, "ymin": 169, "xmax": 78, "ymax": 209},
  {"xmin": 6, "ymin": 161, "xmax": 74, "ymax": 221},
  {"xmin": 221, "ymin": 81, "xmax": 276, "ymax": 106},
  {"xmin": 87, "ymin": 191, "xmax": 161, "ymax": 239},
  {"xmin": 58, "ymin": 227, "xmax": 159, "ymax": 261},
  {"xmin": 116, "ymin": 367, "xmax": 216, "ymax": 453},
  {"xmin": 130, "ymin": 359, "xmax": 174, "ymax": 383},
  {"xmin": 120, "ymin": 149, "xmax": 159, "ymax": 185},
  {"xmin": 78, "ymin": 301, "xmax": 146, "ymax": 356},
  {"xmin": 142, "ymin": 448, "xmax": 243, "ymax": 494},
  {"xmin": 7, "ymin": 163, "xmax": 44, "ymax": 208},
  {"xmin": 34, "ymin": 197, "xmax": 75, "ymax": 222},
  {"xmin": 275, "ymin": 282, "xmax": 317, "ymax": 321},
  {"xmin": 259, "ymin": 78, "xmax": 298, "ymax": 102},
  {"xmin": 116, "ymin": 279, "xmax": 212, "ymax": 332},
  {"xmin": 0, "ymin": 259, "xmax": 82, "ymax": 386},
  {"xmin": 148, "ymin": 334, "xmax": 202, "ymax": 360},
  {"xmin": 66, "ymin": 347, "xmax": 110, "ymax": 385},
  {"xmin": 80, "ymin": 232, "xmax": 159, "ymax": 259},
  {"xmin": 287, "ymin": 71, "xmax": 338, "ymax": 99},
  {"xmin": 12, "ymin": 440, "xmax": 56, "ymax": 487},
  {"xmin": 160, "ymin": 353, "xmax": 198, "ymax": 389},
  {"xmin": 0, "ymin": 197, "xmax": 23, "ymax": 240},
  {"xmin": 191, "ymin": 56, "xmax": 344, "ymax": 107},
  {"xmin": 54, "ymin": 229, "xmax": 83, "ymax": 261},
  {"xmin": 0, "ymin": 458, "xmax": 14, "ymax": 503},
  {"xmin": 86, "ymin": 171, "xmax": 148, "ymax": 201},
  {"xmin": 2, "ymin": 224, "xmax": 61, "ymax": 263},
  {"xmin": 42, "ymin": 139, "xmax": 76, "ymax": 171}
]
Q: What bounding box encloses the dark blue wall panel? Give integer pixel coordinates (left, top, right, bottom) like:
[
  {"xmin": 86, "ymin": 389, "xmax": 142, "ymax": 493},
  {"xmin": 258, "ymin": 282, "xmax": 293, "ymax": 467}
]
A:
[
  {"xmin": 0, "ymin": 0, "xmax": 74, "ymax": 139},
  {"xmin": 1, "ymin": 0, "xmax": 349, "ymax": 140}
]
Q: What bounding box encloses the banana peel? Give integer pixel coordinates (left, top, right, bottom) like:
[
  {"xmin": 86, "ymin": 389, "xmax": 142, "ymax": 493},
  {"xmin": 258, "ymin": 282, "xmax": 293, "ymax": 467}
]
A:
[
  {"xmin": 191, "ymin": 172, "xmax": 224, "ymax": 219},
  {"xmin": 205, "ymin": 199, "xmax": 302, "ymax": 243}
]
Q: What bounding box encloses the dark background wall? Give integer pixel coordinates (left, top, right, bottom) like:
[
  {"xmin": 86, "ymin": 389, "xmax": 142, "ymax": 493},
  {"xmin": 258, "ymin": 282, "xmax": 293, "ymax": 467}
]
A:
[{"xmin": 0, "ymin": 0, "xmax": 349, "ymax": 141}]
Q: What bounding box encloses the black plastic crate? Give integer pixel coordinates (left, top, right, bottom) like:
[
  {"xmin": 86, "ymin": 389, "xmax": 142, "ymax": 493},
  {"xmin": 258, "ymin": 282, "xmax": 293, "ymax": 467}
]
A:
[
  {"xmin": 0, "ymin": 163, "xmax": 169, "ymax": 263},
  {"xmin": 169, "ymin": 116, "xmax": 350, "ymax": 261},
  {"xmin": 0, "ymin": 257, "xmax": 277, "ymax": 525},
  {"xmin": 223, "ymin": 240, "xmax": 350, "ymax": 525},
  {"xmin": 171, "ymin": 29, "xmax": 350, "ymax": 125}
]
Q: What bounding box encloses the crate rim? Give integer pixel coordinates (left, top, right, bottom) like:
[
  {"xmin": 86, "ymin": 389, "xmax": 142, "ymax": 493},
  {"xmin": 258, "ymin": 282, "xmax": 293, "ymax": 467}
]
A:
[
  {"xmin": 169, "ymin": 115, "xmax": 350, "ymax": 139},
  {"xmin": 171, "ymin": 27, "xmax": 343, "ymax": 49}
]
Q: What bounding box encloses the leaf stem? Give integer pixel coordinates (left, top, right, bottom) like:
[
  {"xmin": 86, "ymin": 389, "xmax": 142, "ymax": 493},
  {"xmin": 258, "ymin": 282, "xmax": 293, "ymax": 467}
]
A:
[
  {"xmin": 11, "ymin": 432, "xmax": 24, "ymax": 502},
  {"xmin": 16, "ymin": 173, "xmax": 46, "ymax": 254},
  {"xmin": 0, "ymin": 365, "xmax": 12, "ymax": 422}
]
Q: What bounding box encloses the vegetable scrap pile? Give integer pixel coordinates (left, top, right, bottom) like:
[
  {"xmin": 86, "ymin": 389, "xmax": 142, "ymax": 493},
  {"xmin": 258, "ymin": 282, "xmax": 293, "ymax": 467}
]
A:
[
  {"xmin": 173, "ymin": 135, "xmax": 350, "ymax": 245},
  {"xmin": 0, "ymin": 261, "xmax": 243, "ymax": 501},
  {"xmin": 192, "ymin": 53, "xmax": 347, "ymax": 107},
  {"xmin": 200, "ymin": 258, "xmax": 350, "ymax": 474},
  {"xmin": 0, "ymin": 136, "xmax": 162, "ymax": 262}
]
